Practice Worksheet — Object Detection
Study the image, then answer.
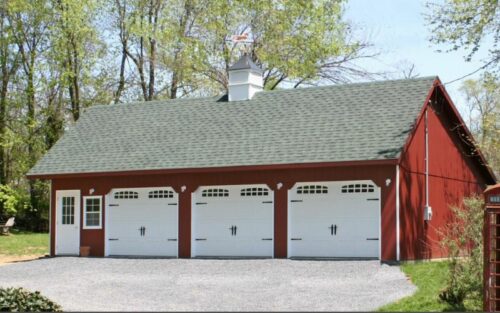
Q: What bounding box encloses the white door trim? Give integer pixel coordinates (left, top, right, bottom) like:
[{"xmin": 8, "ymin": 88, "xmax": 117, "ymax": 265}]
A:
[
  {"xmin": 55, "ymin": 189, "xmax": 81, "ymax": 255},
  {"xmin": 379, "ymin": 182, "xmax": 382, "ymax": 261},
  {"xmin": 104, "ymin": 192, "xmax": 109, "ymax": 257}
]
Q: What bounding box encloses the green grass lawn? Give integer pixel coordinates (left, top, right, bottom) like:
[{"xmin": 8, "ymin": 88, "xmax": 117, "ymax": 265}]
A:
[
  {"xmin": 378, "ymin": 261, "xmax": 481, "ymax": 312},
  {"xmin": 0, "ymin": 229, "xmax": 49, "ymax": 255}
]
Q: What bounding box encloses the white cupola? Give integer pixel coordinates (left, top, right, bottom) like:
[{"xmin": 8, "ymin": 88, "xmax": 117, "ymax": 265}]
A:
[{"xmin": 227, "ymin": 54, "xmax": 263, "ymax": 101}]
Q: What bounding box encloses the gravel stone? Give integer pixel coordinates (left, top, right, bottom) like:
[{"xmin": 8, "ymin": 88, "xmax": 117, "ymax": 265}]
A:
[{"xmin": 0, "ymin": 258, "xmax": 416, "ymax": 311}]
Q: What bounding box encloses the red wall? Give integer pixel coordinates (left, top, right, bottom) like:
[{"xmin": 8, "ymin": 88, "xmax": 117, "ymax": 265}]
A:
[
  {"xmin": 399, "ymin": 89, "xmax": 490, "ymax": 260},
  {"xmin": 50, "ymin": 163, "xmax": 398, "ymax": 261}
]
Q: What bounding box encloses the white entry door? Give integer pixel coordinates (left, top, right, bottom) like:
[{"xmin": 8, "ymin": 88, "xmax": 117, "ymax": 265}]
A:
[
  {"xmin": 55, "ymin": 190, "xmax": 81, "ymax": 255},
  {"xmin": 192, "ymin": 184, "xmax": 274, "ymax": 257},
  {"xmin": 106, "ymin": 187, "xmax": 178, "ymax": 257},
  {"xmin": 288, "ymin": 181, "xmax": 380, "ymax": 258}
]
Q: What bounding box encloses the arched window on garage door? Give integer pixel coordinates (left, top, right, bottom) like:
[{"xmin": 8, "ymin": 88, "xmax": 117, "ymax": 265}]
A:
[
  {"xmin": 240, "ymin": 187, "xmax": 269, "ymax": 196},
  {"xmin": 202, "ymin": 189, "xmax": 229, "ymax": 197},
  {"xmin": 148, "ymin": 190, "xmax": 174, "ymax": 198},
  {"xmin": 297, "ymin": 185, "xmax": 328, "ymax": 194},
  {"xmin": 341, "ymin": 183, "xmax": 375, "ymax": 193},
  {"xmin": 114, "ymin": 191, "xmax": 139, "ymax": 199}
]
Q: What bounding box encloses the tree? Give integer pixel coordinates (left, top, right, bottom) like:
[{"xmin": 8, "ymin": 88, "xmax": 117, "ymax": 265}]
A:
[
  {"xmin": 0, "ymin": 3, "xmax": 19, "ymax": 187},
  {"xmin": 427, "ymin": 0, "xmax": 500, "ymax": 69},
  {"xmin": 110, "ymin": 0, "xmax": 377, "ymax": 102},
  {"xmin": 460, "ymin": 73, "xmax": 500, "ymax": 177},
  {"xmin": 51, "ymin": 0, "xmax": 107, "ymax": 121},
  {"xmin": 196, "ymin": 0, "xmax": 376, "ymax": 91},
  {"xmin": 7, "ymin": 0, "xmax": 51, "ymax": 227},
  {"xmin": 0, "ymin": 3, "xmax": 20, "ymax": 219},
  {"xmin": 113, "ymin": 0, "xmax": 166, "ymax": 102}
]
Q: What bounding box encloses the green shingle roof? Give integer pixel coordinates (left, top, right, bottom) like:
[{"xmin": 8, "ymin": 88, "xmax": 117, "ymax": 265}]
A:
[{"xmin": 28, "ymin": 76, "xmax": 437, "ymax": 176}]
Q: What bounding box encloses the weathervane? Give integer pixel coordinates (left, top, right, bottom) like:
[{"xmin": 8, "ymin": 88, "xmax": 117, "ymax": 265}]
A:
[{"xmin": 228, "ymin": 32, "xmax": 253, "ymax": 56}]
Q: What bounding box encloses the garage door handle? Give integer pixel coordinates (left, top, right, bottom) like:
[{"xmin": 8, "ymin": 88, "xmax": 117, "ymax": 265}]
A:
[
  {"xmin": 195, "ymin": 238, "xmax": 207, "ymax": 241},
  {"xmin": 167, "ymin": 239, "xmax": 177, "ymax": 241},
  {"xmin": 366, "ymin": 238, "xmax": 379, "ymax": 241},
  {"xmin": 196, "ymin": 202, "xmax": 207, "ymax": 205},
  {"xmin": 366, "ymin": 198, "xmax": 379, "ymax": 201},
  {"xmin": 329, "ymin": 224, "xmax": 337, "ymax": 236},
  {"xmin": 291, "ymin": 238, "xmax": 302, "ymax": 241},
  {"xmin": 261, "ymin": 238, "xmax": 273, "ymax": 241},
  {"xmin": 108, "ymin": 238, "xmax": 119, "ymax": 241},
  {"xmin": 262, "ymin": 201, "xmax": 273, "ymax": 204},
  {"xmin": 109, "ymin": 204, "xmax": 119, "ymax": 207},
  {"xmin": 290, "ymin": 200, "xmax": 303, "ymax": 203},
  {"xmin": 168, "ymin": 203, "xmax": 177, "ymax": 206}
]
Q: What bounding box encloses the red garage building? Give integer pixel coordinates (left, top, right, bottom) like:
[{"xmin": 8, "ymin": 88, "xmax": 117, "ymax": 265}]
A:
[{"xmin": 28, "ymin": 56, "xmax": 496, "ymax": 262}]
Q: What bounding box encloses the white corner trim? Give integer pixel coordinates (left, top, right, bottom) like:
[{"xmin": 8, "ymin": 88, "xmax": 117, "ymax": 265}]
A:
[
  {"xmin": 396, "ymin": 164, "xmax": 401, "ymax": 261},
  {"xmin": 48, "ymin": 181, "xmax": 52, "ymax": 255},
  {"xmin": 425, "ymin": 108, "xmax": 429, "ymax": 208},
  {"xmin": 104, "ymin": 193, "xmax": 109, "ymax": 257},
  {"xmin": 82, "ymin": 195, "xmax": 103, "ymax": 230}
]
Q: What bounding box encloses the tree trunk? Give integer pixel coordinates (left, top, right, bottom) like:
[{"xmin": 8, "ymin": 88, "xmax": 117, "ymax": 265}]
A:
[
  {"xmin": 0, "ymin": 13, "xmax": 6, "ymax": 187},
  {"xmin": 72, "ymin": 48, "xmax": 80, "ymax": 119},
  {"xmin": 138, "ymin": 36, "xmax": 148, "ymax": 101},
  {"xmin": 0, "ymin": 72, "xmax": 8, "ymax": 186},
  {"xmin": 170, "ymin": 70, "xmax": 178, "ymax": 99},
  {"xmin": 114, "ymin": 48, "xmax": 127, "ymax": 103},
  {"xmin": 27, "ymin": 53, "xmax": 39, "ymax": 231},
  {"xmin": 45, "ymin": 87, "xmax": 64, "ymax": 148},
  {"xmin": 67, "ymin": 44, "xmax": 80, "ymax": 121},
  {"xmin": 148, "ymin": 38, "xmax": 155, "ymax": 100}
]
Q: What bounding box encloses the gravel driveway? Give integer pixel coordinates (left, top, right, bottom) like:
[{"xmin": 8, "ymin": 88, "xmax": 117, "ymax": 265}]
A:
[{"xmin": 0, "ymin": 258, "xmax": 415, "ymax": 311}]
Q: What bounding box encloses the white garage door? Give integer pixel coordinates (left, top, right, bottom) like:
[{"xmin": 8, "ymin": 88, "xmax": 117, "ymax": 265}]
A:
[
  {"xmin": 192, "ymin": 184, "xmax": 274, "ymax": 257},
  {"xmin": 288, "ymin": 181, "xmax": 380, "ymax": 258},
  {"xmin": 106, "ymin": 187, "xmax": 178, "ymax": 257}
]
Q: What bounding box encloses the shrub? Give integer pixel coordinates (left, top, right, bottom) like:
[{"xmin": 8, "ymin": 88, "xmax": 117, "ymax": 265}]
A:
[
  {"xmin": 0, "ymin": 185, "xmax": 24, "ymax": 217},
  {"xmin": 0, "ymin": 287, "xmax": 62, "ymax": 312},
  {"xmin": 438, "ymin": 195, "xmax": 484, "ymax": 310}
]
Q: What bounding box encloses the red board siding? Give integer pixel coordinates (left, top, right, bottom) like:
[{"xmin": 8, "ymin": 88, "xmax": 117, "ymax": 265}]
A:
[
  {"xmin": 50, "ymin": 163, "xmax": 398, "ymax": 261},
  {"xmin": 399, "ymin": 90, "xmax": 488, "ymax": 260}
]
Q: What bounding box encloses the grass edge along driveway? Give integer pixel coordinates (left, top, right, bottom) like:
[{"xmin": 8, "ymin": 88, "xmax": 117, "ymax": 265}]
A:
[{"xmin": 378, "ymin": 261, "xmax": 481, "ymax": 312}]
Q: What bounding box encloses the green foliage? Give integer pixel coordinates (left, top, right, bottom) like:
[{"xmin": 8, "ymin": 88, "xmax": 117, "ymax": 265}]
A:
[
  {"xmin": 0, "ymin": 185, "xmax": 21, "ymax": 216},
  {"xmin": 196, "ymin": 0, "xmax": 370, "ymax": 90},
  {"xmin": 113, "ymin": 0, "xmax": 374, "ymax": 100},
  {"xmin": 426, "ymin": 0, "xmax": 499, "ymax": 66},
  {"xmin": 438, "ymin": 195, "xmax": 484, "ymax": 310},
  {"xmin": 0, "ymin": 182, "xmax": 47, "ymax": 231},
  {"xmin": 0, "ymin": 230, "xmax": 48, "ymax": 255},
  {"xmin": 460, "ymin": 73, "xmax": 500, "ymax": 177},
  {"xmin": 0, "ymin": 287, "xmax": 62, "ymax": 312}
]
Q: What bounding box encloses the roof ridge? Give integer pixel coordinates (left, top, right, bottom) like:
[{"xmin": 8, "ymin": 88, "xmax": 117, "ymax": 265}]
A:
[
  {"xmin": 85, "ymin": 95, "xmax": 224, "ymax": 110},
  {"xmin": 263, "ymin": 76, "xmax": 438, "ymax": 94},
  {"xmin": 83, "ymin": 76, "xmax": 438, "ymax": 111}
]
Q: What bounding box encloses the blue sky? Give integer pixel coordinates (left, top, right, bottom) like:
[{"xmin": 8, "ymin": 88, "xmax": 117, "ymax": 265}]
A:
[{"xmin": 344, "ymin": 0, "xmax": 491, "ymax": 115}]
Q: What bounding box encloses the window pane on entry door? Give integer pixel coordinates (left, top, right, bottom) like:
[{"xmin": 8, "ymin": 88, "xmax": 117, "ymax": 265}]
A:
[{"xmin": 62, "ymin": 196, "xmax": 75, "ymax": 225}]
